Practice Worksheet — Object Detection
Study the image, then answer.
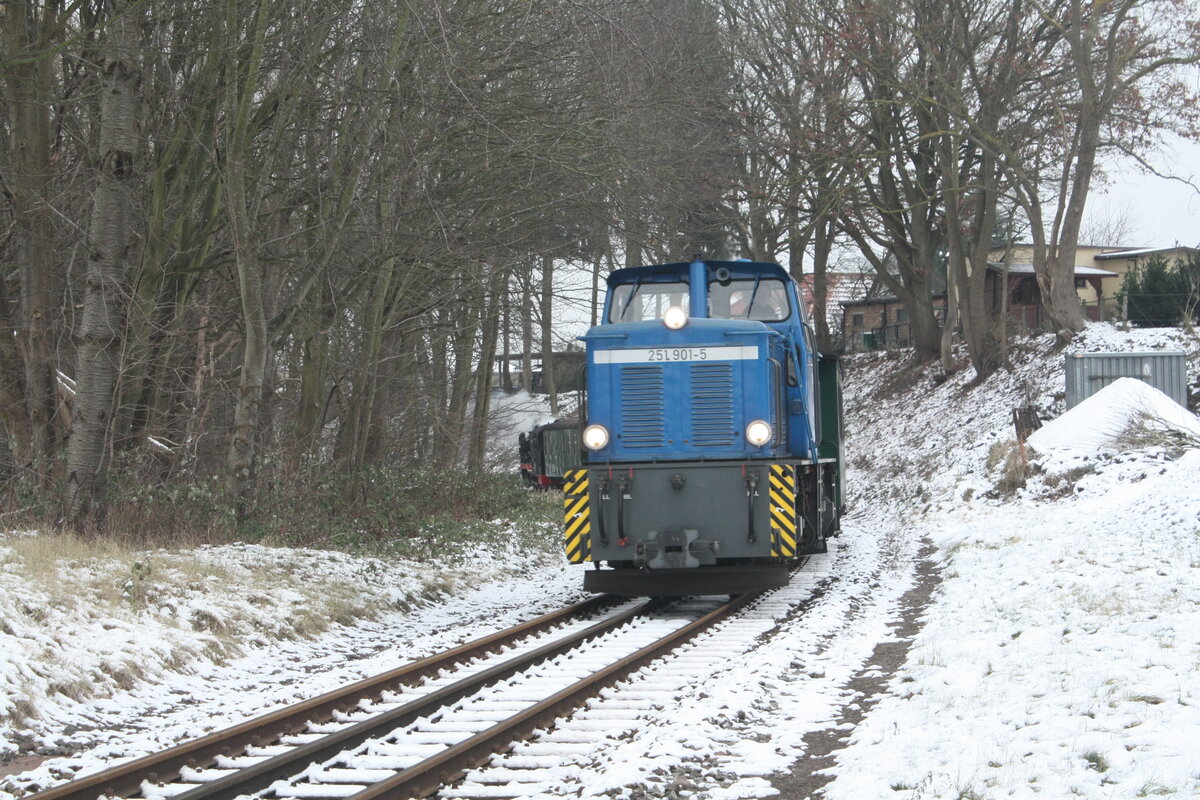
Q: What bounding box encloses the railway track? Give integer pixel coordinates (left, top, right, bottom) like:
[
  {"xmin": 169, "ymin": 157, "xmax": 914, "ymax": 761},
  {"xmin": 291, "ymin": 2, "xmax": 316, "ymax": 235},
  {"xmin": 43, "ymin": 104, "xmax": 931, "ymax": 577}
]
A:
[{"xmin": 21, "ymin": 575, "xmax": 809, "ymax": 800}]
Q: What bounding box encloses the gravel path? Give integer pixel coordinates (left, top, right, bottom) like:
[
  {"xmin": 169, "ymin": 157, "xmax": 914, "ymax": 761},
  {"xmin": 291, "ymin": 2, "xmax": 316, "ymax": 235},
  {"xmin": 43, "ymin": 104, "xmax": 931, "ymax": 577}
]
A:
[{"xmin": 770, "ymin": 542, "xmax": 940, "ymax": 798}]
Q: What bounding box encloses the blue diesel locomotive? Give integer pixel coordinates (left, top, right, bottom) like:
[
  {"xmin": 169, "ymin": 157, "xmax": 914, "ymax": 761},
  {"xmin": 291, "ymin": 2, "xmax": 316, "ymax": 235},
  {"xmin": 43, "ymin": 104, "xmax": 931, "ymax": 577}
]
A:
[{"xmin": 562, "ymin": 259, "xmax": 843, "ymax": 596}]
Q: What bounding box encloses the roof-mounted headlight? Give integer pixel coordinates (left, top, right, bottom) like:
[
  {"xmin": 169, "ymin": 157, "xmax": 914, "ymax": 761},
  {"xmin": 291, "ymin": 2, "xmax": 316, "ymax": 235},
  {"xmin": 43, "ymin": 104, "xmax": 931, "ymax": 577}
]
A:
[
  {"xmin": 582, "ymin": 424, "xmax": 610, "ymax": 450},
  {"xmin": 662, "ymin": 306, "xmax": 688, "ymax": 330},
  {"xmin": 746, "ymin": 419, "xmax": 772, "ymax": 446}
]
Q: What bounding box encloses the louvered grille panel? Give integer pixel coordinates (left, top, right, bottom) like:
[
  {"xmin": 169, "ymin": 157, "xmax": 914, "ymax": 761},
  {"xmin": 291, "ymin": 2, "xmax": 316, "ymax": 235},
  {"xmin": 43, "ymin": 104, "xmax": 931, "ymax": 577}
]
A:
[
  {"xmin": 620, "ymin": 365, "xmax": 665, "ymax": 447},
  {"xmin": 690, "ymin": 363, "xmax": 735, "ymax": 446}
]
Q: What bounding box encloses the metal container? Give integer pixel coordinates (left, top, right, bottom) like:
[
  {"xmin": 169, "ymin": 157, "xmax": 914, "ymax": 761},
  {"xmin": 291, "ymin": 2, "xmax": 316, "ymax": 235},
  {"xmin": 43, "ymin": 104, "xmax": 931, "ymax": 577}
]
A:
[{"xmin": 1065, "ymin": 351, "xmax": 1189, "ymax": 409}]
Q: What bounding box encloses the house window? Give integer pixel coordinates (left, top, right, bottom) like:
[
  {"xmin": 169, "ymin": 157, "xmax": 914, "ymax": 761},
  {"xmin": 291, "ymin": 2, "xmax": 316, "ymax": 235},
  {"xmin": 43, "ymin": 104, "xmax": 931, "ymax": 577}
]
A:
[
  {"xmin": 1075, "ymin": 277, "xmax": 1088, "ymax": 289},
  {"xmin": 852, "ymin": 313, "xmax": 864, "ymax": 328},
  {"xmin": 895, "ymin": 308, "xmax": 909, "ymax": 323},
  {"xmin": 1012, "ymin": 278, "xmax": 1036, "ymax": 305}
]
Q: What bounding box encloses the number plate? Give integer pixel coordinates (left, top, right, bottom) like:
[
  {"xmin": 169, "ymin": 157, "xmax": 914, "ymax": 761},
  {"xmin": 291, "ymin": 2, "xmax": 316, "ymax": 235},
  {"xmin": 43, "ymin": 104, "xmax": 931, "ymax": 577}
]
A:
[{"xmin": 593, "ymin": 345, "xmax": 759, "ymax": 364}]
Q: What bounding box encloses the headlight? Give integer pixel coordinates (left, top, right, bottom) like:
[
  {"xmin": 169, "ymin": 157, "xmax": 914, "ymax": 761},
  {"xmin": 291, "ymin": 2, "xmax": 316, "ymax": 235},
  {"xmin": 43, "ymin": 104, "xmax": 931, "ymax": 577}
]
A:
[
  {"xmin": 745, "ymin": 419, "xmax": 772, "ymax": 446},
  {"xmin": 663, "ymin": 306, "xmax": 688, "ymax": 330},
  {"xmin": 582, "ymin": 424, "xmax": 610, "ymax": 450}
]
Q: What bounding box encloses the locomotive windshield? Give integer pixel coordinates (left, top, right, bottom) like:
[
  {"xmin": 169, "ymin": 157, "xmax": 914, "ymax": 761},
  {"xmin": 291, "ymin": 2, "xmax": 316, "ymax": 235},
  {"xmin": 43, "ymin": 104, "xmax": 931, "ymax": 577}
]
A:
[
  {"xmin": 608, "ymin": 281, "xmax": 690, "ymax": 323},
  {"xmin": 709, "ymin": 278, "xmax": 790, "ymax": 322}
]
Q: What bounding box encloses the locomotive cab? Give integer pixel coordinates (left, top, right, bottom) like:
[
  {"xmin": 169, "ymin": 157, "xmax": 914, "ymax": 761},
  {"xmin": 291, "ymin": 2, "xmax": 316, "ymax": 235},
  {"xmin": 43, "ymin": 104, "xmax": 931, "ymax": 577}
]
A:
[{"xmin": 562, "ymin": 259, "xmax": 843, "ymax": 596}]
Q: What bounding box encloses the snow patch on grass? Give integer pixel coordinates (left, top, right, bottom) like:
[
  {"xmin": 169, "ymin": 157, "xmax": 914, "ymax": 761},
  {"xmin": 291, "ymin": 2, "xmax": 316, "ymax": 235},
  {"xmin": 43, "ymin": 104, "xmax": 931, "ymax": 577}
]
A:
[{"xmin": 0, "ymin": 533, "xmax": 560, "ymax": 740}]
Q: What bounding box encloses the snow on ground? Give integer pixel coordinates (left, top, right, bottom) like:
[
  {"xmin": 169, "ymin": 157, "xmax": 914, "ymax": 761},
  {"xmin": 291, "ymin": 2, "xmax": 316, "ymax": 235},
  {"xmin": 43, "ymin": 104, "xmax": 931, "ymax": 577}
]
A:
[
  {"xmin": 825, "ymin": 451, "xmax": 1200, "ymax": 799},
  {"xmin": 1, "ymin": 540, "xmax": 588, "ymax": 790},
  {"xmin": 1027, "ymin": 376, "xmax": 1200, "ymax": 454},
  {"xmin": 817, "ymin": 324, "xmax": 1200, "ymax": 800},
  {"xmin": 3, "ymin": 321, "xmax": 1200, "ymax": 800},
  {"xmin": 540, "ymin": 518, "xmax": 923, "ymax": 800}
]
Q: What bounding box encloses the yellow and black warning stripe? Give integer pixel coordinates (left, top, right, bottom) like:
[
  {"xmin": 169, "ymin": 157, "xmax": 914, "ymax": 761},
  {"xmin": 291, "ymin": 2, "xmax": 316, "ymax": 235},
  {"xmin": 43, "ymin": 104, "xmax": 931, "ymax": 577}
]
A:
[
  {"xmin": 562, "ymin": 468, "xmax": 592, "ymax": 563},
  {"xmin": 769, "ymin": 464, "xmax": 798, "ymax": 557}
]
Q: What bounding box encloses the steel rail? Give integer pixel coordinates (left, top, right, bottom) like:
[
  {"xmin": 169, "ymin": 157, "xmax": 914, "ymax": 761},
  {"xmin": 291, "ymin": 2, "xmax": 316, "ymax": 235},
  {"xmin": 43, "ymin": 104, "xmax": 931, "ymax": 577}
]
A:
[
  {"xmin": 345, "ymin": 590, "xmax": 763, "ymax": 800},
  {"xmin": 164, "ymin": 598, "xmax": 657, "ymax": 800},
  {"xmin": 22, "ymin": 594, "xmax": 618, "ymax": 800}
]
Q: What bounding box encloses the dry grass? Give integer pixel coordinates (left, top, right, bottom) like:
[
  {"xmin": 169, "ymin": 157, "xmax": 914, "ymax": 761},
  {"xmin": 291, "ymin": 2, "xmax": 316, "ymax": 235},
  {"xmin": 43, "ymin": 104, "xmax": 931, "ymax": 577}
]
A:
[
  {"xmin": 1114, "ymin": 407, "xmax": 1200, "ymax": 452},
  {"xmin": 2, "ymin": 534, "xmax": 243, "ymax": 607},
  {"xmin": 47, "ymin": 678, "xmax": 92, "ymax": 702},
  {"xmin": 1, "ymin": 533, "xmax": 131, "ymax": 578},
  {"xmin": 98, "ymin": 660, "xmax": 145, "ymax": 691},
  {"xmin": 8, "ymin": 697, "xmax": 37, "ymax": 727},
  {"xmin": 986, "ymin": 440, "xmax": 1028, "ymax": 495},
  {"xmin": 985, "ymin": 440, "xmax": 1008, "ymax": 471},
  {"xmin": 0, "ymin": 532, "xmax": 388, "ymax": 724}
]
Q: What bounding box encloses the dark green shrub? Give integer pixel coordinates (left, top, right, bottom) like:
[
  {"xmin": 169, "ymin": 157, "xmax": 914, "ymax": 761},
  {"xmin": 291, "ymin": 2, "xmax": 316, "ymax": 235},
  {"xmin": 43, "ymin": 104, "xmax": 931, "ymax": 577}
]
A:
[
  {"xmin": 1119, "ymin": 255, "xmax": 1200, "ymax": 327},
  {"xmin": 98, "ymin": 457, "xmax": 560, "ymax": 559}
]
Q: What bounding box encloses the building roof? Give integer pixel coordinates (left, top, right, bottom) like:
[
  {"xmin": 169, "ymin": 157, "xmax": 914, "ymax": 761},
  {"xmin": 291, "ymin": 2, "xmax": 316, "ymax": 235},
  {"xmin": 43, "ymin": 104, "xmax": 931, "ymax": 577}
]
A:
[
  {"xmin": 799, "ymin": 272, "xmax": 877, "ymax": 312},
  {"xmin": 840, "ymin": 296, "xmax": 898, "ymax": 308},
  {"xmin": 1093, "ymin": 246, "xmax": 1199, "ymax": 261},
  {"xmin": 986, "ymin": 262, "xmax": 1117, "ymax": 277},
  {"xmin": 840, "ymin": 292, "xmax": 947, "ymax": 309},
  {"xmin": 991, "ymin": 241, "xmax": 1145, "ymax": 250}
]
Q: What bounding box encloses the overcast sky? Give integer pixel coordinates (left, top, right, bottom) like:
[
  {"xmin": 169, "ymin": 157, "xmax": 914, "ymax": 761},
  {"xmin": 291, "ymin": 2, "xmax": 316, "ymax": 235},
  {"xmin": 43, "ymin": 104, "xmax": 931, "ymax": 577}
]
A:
[{"xmin": 1085, "ymin": 133, "xmax": 1200, "ymax": 250}]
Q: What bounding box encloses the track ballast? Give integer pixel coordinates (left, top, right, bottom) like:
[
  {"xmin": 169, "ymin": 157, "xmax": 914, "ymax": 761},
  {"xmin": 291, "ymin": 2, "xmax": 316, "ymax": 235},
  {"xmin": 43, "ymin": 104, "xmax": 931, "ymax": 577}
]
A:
[{"xmin": 20, "ymin": 554, "xmax": 834, "ymax": 800}]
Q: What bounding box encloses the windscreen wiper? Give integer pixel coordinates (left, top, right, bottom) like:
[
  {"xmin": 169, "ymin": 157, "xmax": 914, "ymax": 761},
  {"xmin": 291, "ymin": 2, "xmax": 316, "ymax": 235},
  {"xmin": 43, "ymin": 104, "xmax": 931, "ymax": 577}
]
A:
[
  {"xmin": 744, "ymin": 275, "xmax": 762, "ymax": 317},
  {"xmin": 618, "ymin": 277, "xmax": 642, "ymax": 321}
]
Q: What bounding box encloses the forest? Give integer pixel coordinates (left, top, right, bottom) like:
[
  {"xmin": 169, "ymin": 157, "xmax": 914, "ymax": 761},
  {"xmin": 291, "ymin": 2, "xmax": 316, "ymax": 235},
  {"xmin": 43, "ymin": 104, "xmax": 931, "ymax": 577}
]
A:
[{"xmin": 2, "ymin": 0, "xmax": 1198, "ymax": 536}]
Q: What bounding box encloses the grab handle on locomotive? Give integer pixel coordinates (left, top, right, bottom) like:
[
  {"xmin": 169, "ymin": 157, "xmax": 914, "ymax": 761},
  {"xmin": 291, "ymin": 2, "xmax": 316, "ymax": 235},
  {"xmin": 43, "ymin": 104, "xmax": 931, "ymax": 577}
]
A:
[
  {"xmin": 617, "ymin": 474, "xmax": 631, "ymax": 547},
  {"xmin": 598, "ymin": 477, "xmax": 611, "ymax": 547},
  {"xmin": 745, "ymin": 470, "xmax": 759, "ymax": 543}
]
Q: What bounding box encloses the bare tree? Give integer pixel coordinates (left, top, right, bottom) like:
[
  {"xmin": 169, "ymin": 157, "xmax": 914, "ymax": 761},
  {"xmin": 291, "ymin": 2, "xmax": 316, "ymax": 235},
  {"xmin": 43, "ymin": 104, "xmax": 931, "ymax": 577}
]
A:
[
  {"xmin": 1010, "ymin": 0, "xmax": 1200, "ymax": 335},
  {"xmin": 920, "ymin": 0, "xmax": 1057, "ymax": 377},
  {"xmin": 63, "ymin": 0, "xmax": 142, "ymax": 525},
  {"xmin": 720, "ymin": 0, "xmax": 856, "ymax": 351},
  {"xmin": 1, "ymin": 0, "xmax": 68, "ymax": 491},
  {"xmin": 539, "ymin": 254, "xmax": 558, "ymax": 415}
]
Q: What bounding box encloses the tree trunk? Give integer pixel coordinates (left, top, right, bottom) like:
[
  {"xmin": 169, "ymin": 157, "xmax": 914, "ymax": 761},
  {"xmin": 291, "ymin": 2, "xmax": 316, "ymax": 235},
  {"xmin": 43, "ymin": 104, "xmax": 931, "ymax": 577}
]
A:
[
  {"xmin": 843, "ymin": 229, "xmax": 941, "ymax": 362},
  {"xmin": 64, "ymin": 0, "xmax": 141, "ymax": 525},
  {"xmin": 540, "ymin": 254, "xmax": 557, "ymax": 414},
  {"xmin": 520, "ymin": 268, "xmax": 533, "ymax": 392},
  {"xmin": 999, "ymin": 248, "xmax": 1011, "ymax": 366},
  {"xmin": 121, "ymin": 41, "xmax": 224, "ymax": 452},
  {"xmin": 624, "ymin": 231, "xmax": 642, "ymax": 269},
  {"xmin": 427, "ymin": 316, "xmax": 450, "ymax": 460},
  {"xmin": 939, "ymin": 271, "xmax": 958, "ymax": 374},
  {"xmin": 590, "ymin": 249, "xmax": 604, "ymax": 328},
  {"xmin": 3, "ymin": 3, "xmax": 62, "ymax": 492},
  {"xmin": 295, "ymin": 277, "xmax": 332, "ymax": 452},
  {"xmin": 500, "ymin": 275, "xmax": 512, "ymax": 392},
  {"xmin": 907, "ymin": 297, "xmax": 941, "ymax": 362},
  {"xmin": 223, "ymin": 0, "xmax": 272, "ymax": 520},
  {"xmin": 810, "ymin": 216, "xmax": 835, "ymax": 352},
  {"xmin": 226, "ymin": 238, "xmax": 268, "ymax": 520},
  {"xmin": 445, "ymin": 278, "xmax": 481, "ymax": 466},
  {"xmin": 340, "ymin": 256, "xmax": 398, "ymax": 469},
  {"xmin": 362, "ymin": 325, "xmax": 403, "ymax": 469},
  {"xmin": 468, "ymin": 267, "xmax": 507, "ymax": 469},
  {"xmin": 0, "ymin": 292, "xmax": 33, "ymax": 474}
]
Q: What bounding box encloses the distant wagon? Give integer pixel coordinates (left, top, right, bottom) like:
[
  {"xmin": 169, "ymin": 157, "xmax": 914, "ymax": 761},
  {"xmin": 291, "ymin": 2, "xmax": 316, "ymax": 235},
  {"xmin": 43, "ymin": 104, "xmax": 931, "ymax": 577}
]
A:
[{"xmin": 519, "ymin": 420, "xmax": 581, "ymax": 489}]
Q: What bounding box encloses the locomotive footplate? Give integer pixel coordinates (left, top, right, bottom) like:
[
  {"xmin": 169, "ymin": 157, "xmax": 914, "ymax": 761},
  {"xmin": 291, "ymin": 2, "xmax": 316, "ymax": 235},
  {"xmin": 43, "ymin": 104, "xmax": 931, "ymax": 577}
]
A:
[{"xmin": 584, "ymin": 563, "xmax": 790, "ymax": 596}]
